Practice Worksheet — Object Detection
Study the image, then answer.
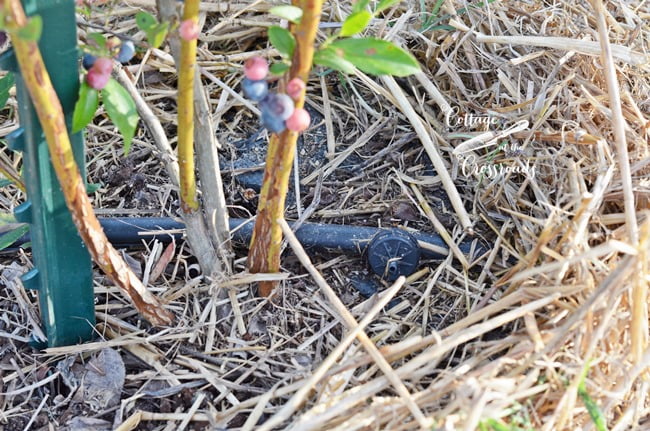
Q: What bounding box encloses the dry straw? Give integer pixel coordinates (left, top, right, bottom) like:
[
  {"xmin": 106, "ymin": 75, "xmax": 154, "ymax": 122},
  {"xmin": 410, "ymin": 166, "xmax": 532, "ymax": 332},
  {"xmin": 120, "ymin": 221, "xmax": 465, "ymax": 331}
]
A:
[{"xmin": 0, "ymin": 0, "xmax": 649, "ymax": 430}]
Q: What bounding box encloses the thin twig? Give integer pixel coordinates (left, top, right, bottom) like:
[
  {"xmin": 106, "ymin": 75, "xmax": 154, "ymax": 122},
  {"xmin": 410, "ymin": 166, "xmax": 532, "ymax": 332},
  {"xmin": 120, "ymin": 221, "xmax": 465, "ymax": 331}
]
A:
[
  {"xmin": 591, "ymin": 0, "xmax": 643, "ymax": 364},
  {"xmin": 177, "ymin": 0, "xmax": 200, "ymax": 212},
  {"xmin": 114, "ymin": 67, "xmax": 179, "ymax": 187}
]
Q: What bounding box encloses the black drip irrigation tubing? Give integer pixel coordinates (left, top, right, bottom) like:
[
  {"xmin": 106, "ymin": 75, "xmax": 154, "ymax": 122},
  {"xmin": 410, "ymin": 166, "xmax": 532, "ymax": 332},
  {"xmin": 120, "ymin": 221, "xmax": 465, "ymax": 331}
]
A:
[{"xmin": 2, "ymin": 217, "xmax": 490, "ymax": 278}]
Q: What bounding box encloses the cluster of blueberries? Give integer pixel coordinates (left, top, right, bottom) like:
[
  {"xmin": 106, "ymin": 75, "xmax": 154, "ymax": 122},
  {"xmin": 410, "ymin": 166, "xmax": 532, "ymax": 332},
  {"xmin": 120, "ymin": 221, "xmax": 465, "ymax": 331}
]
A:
[
  {"xmin": 241, "ymin": 56, "xmax": 310, "ymax": 134},
  {"xmin": 80, "ymin": 19, "xmax": 199, "ymax": 92},
  {"xmin": 82, "ymin": 39, "xmax": 135, "ymax": 90}
]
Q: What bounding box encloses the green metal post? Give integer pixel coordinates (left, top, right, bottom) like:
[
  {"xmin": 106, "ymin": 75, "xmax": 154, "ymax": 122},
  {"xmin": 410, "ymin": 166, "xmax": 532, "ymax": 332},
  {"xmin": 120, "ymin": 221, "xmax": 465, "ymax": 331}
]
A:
[{"xmin": 0, "ymin": 0, "xmax": 95, "ymax": 347}]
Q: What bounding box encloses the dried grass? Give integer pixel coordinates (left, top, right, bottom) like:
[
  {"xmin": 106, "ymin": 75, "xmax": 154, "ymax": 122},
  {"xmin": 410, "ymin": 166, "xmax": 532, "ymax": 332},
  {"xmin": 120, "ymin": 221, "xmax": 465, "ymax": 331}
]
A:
[{"xmin": 1, "ymin": 0, "xmax": 649, "ymax": 430}]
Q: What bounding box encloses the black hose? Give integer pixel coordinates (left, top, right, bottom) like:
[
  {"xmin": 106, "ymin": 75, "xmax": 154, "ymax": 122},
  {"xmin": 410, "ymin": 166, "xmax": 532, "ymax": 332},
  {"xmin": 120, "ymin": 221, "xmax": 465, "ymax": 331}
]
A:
[{"xmin": 2, "ymin": 217, "xmax": 488, "ymax": 261}]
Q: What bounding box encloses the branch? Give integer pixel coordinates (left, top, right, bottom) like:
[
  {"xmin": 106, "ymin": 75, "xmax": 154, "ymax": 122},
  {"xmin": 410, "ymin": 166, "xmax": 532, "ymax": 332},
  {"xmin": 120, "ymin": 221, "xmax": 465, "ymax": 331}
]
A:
[
  {"xmin": 177, "ymin": 0, "xmax": 200, "ymax": 212},
  {"xmin": 156, "ymin": 0, "xmax": 231, "ymax": 277},
  {"xmin": 248, "ymin": 0, "xmax": 324, "ymax": 296}
]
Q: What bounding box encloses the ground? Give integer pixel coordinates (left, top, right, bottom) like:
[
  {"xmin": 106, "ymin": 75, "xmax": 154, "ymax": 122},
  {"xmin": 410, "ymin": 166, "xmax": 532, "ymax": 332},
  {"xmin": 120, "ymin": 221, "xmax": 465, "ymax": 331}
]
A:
[{"xmin": 0, "ymin": 1, "xmax": 649, "ymax": 430}]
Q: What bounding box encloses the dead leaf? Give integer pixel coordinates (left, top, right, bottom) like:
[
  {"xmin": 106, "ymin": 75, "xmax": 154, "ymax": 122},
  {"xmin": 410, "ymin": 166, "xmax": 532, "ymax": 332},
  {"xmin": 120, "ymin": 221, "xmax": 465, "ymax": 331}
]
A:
[
  {"xmin": 149, "ymin": 240, "xmax": 175, "ymax": 284},
  {"xmin": 80, "ymin": 348, "xmax": 125, "ymax": 411},
  {"xmin": 391, "ymin": 201, "xmax": 419, "ymax": 221},
  {"xmin": 65, "ymin": 417, "xmax": 112, "ymax": 431}
]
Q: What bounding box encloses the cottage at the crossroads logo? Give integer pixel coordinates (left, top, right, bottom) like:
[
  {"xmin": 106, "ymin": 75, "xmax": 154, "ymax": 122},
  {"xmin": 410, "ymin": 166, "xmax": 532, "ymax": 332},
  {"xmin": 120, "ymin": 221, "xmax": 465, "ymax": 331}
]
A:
[{"xmin": 446, "ymin": 106, "xmax": 536, "ymax": 179}]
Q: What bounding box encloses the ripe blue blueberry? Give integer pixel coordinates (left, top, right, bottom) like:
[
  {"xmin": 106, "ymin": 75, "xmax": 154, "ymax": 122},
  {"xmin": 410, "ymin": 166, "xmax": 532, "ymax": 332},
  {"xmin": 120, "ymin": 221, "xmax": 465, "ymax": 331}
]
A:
[
  {"xmin": 115, "ymin": 40, "xmax": 136, "ymax": 64},
  {"xmin": 259, "ymin": 93, "xmax": 294, "ymax": 121},
  {"xmin": 261, "ymin": 109, "xmax": 286, "ymax": 133},
  {"xmin": 241, "ymin": 78, "xmax": 268, "ymax": 102},
  {"xmin": 82, "ymin": 53, "xmax": 96, "ymax": 70}
]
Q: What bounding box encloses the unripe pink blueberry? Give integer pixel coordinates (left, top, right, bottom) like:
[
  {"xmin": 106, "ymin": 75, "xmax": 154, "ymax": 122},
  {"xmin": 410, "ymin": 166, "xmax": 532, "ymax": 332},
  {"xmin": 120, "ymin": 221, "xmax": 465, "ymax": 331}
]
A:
[
  {"xmin": 86, "ymin": 69, "xmax": 110, "ymax": 90},
  {"xmin": 106, "ymin": 36, "xmax": 121, "ymax": 50},
  {"xmin": 244, "ymin": 56, "xmax": 269, "ymax": 81},
  {"xmin": 179, "ymin": 19, "xmax": 199, "ymax": 41},
  {"xmin": 286, "ymin": 108, "xmax": 310, "ymax": 132},
  {"xmin": 92, "ymin": 57, "xmax": 113, "ymax": 75},
  {"xmin": 286, "ymin": 78, "xmax": 305, "ymax": 100}
]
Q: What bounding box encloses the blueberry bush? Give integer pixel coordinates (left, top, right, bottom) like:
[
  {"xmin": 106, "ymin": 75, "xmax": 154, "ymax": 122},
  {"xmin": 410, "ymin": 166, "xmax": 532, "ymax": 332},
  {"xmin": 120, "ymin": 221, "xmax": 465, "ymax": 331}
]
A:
[{"xmin": 0, "ymin": 0, "xmax": 422, "ymax": 320}]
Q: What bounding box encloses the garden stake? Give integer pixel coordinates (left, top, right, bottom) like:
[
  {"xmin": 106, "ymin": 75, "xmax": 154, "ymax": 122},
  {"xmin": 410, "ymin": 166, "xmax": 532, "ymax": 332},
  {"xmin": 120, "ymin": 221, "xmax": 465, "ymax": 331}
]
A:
[{"xmin": 248, "ymin": 0, "xmax": 324, "ymax": 297}]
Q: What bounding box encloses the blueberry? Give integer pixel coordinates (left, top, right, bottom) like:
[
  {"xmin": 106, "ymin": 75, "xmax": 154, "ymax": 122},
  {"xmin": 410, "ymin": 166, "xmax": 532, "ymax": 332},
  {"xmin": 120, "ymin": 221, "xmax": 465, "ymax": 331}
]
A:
[
  {"xmin": 241, "ymin": 78, "xmax": 268, "ymax": 102},
  {"xmin": 286, "ymin": 108, "xmax": 310, "ymax": 132},
  {"xmin": 82, "ymin": 53, "xmax": 96, "ymax": 70},
  {"xmin": 92, "ymin": 57, "xmax": 113, "ymax": 75},
  {"xmin": 115, "ymin": 40, "xmax": 136, "ymax": 64},
  {"xmin": 86, "ymin": 69, "xmax": 110, "ymax": 90},
  {"xmin": 286, "ymin": 78, "xmax": 306, "ymax": 100},
  {"xmin": 259, "ymin": 93, "xmax": 294, "ymax": 121},
  {"xmin": 261, "ymin": 109, "xmax": 286, "ymax": 133},
  {"xmin": 244, "ymin": 56, "xmax": 269, "ymax": 81},
  {"xmin": 179, "ymin": 19, "xmax": 199, "ymax": 41}
]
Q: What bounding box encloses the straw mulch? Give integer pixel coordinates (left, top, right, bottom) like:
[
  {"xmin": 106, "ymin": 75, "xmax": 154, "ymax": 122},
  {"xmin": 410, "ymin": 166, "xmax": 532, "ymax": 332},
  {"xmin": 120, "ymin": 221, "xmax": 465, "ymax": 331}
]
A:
[{"xmin": 1, "ymin": 0, "xmax": 649, "ymax": 430}]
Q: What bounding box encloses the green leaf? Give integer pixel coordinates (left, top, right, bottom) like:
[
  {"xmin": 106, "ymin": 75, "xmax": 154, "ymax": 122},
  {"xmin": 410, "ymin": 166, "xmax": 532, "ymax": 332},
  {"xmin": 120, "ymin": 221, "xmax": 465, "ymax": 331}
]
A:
[
  {"xmin": 313, "ymin": 46, "xmax": 357, "ymax": 74},
  {"xmin": 421, "ymin": 0, "xmax": 496, "ymax": 32},
  {"xmin": 136, "ymin": 12, "xmax": 168, "ymax": 48},
  {"xmin": 86, "ymin": 182, "xmax": 101, "ymax": 194},
  {"xmin": 87, "ymin": 32, "xmax": 107, "ymax": 49},
  {"xmin": 376, "ymin": 0, "xmax": 401, "ymax": 13},
  {"xmin": 17, "ymin": 15, "xmax": 42, "ymax": 41},
  {"xmin": 0, "ymin": 224, "xmax": 28, "ymax": 251},
  {"xmin": 102, "ymin": 78, "xmax": 139, "ymax": 154},
  {"xmin": 269, "ymin": 5, "xmax": 303, "ymax": 23},
  {"xmin": 352, "ymin": 0, "xmax": 371, "ymax": 13},
  {"xmin": 135, "ymin": 11, "xmax": 157, "ymax": 31},
  {"xmin": 578, "ymin": 387, "xmax": 608, "ymax": 431},
  {"xmin": 329, "ymin": 38, "xmax": 420, "ymax": 76},
  {"xmin": 340, "ymin": 11, "xmax": 372, "ymax": 37},
  {"xmin": 0, "ymin": 212, "xmax": 17, "ymax": 224},
  {"xmin": 0, "ymin": 73, "xmax": 15, "ymax": 110},
  {"xmin": 482, "ymin": 419, "xmax": 512, "ymax": 431},
  {"xmin": 269, "ymin": 62, "xmax": 290, "ymax": 75},
  {"xmin": 268, "ymin": 26, "xmax": 296, "ymax": 58},
  {"xmin": 147, "ymin": 22, "xmax": 169, "ymax": 49},
  {"xmin": 430, "ymin": 0, "xmax": 446, "ymax": 18},
  {"xmin": 72, "ymin": 82, "xmax": 99, "ymax": 133},
  {"xmin": 577, "ymin": 361, "xmax": 607, "ymax": 431},
  {"xmin": 76, "ymin": 3, "xmax": 92, "ymax": 17}
]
